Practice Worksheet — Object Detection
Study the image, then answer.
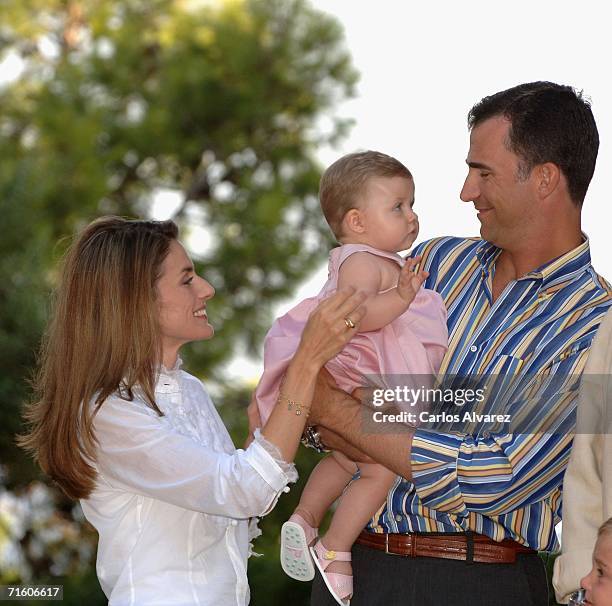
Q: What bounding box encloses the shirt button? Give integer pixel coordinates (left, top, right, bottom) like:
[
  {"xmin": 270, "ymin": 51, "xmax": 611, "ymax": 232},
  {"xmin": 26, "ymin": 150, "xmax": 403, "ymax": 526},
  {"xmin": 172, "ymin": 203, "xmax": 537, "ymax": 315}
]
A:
[
  {"xmin": 231, "ymin": 520, "xmax": 238, "ymax": 526},
  {"xmin": 470, "ymin": 345, "xmax": 478, "ymax": 352},
  {"xmin": 283, "ymin": 487, "xmax": 290, "ymax": 493},
  {"xmin": 395, "ymin": 514, "xmax": 402, "ymax": 522}
]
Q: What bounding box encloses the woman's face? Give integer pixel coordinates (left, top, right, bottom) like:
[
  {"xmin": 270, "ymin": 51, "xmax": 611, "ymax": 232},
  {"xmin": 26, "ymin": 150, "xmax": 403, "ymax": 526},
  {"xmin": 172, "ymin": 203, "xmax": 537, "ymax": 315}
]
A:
[
  {"xmin": 157, "ymin": 240, "xmax": 215, "ymax": 358},
  {"xmin": 582, "ymin": 533, "xmax": 612, "ymax": 605}
]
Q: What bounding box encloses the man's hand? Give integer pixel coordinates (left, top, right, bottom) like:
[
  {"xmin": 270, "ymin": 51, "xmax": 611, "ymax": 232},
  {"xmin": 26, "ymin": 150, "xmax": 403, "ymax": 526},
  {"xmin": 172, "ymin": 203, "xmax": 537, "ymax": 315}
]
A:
[
  {"xmin": 308, "ymin": 368, "xmax": 376, "ymax": 463},
  {"xmin": 316, "ymin": 426, "xmax": 376, "ymax": 464},
  {"xmin": 352, "ymin": 386, "xmax": 375, "ymax": 408},
  {"xmin": 308, "ymin": 367, "xmax": 349, "ymax": 426}
]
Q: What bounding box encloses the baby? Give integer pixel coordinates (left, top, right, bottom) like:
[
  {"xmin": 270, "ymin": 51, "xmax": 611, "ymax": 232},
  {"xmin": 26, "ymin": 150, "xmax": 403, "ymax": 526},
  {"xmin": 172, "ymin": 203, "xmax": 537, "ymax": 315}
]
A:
[
  {"xmin": 255, "ymin": 150, "xmax": 448, "ymax": 605},
  {"xmin": 579, "ymin": 517, "xmax": 612, "ymax": 605}
]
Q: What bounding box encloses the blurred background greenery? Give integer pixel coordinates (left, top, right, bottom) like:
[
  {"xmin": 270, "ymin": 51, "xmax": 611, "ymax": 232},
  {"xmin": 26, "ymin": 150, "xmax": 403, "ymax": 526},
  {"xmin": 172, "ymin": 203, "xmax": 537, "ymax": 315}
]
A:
[
  {"xmin": 0, "ymin": 1, "xmax": 564, "ymax": 604},
  {"xmin": 0, "ymin": 0, "xmax": 356, "ymax": 602}
]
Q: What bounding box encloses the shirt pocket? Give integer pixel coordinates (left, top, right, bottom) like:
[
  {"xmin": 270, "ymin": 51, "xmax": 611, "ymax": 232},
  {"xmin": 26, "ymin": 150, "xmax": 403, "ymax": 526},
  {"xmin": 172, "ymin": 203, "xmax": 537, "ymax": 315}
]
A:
[
  {"xmin": 539, "ymin": 338, "xmax": 592, "ymax": 379},
  {"xmin": 486, "ymin": 353, "xmax": 529, "ymax": 374},
  {"xmin": 508, "ymin": 339, "xmax": 592, "ymax": 433}
]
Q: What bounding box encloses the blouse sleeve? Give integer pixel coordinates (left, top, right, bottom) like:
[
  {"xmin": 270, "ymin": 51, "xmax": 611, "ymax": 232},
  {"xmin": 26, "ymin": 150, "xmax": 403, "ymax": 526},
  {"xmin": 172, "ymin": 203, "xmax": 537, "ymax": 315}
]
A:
[{"xmin": 92, "ymin": 395, "xmax": 297, "ymax": 519}]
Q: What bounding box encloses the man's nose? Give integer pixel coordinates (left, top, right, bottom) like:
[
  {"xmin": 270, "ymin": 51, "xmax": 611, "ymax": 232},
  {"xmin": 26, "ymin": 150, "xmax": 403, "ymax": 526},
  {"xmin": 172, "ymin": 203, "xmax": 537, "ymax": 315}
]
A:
[{"xmin": 460, "ymin": 173, "xmax": 479, "ymax": 202}]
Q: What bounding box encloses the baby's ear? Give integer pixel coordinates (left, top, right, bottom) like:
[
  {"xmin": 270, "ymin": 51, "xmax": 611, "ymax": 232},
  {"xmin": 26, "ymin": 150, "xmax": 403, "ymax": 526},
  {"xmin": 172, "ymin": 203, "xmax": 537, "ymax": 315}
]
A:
[{"xmin": 343, "ymin": 208, "xmax": 366, "ymax": 234}]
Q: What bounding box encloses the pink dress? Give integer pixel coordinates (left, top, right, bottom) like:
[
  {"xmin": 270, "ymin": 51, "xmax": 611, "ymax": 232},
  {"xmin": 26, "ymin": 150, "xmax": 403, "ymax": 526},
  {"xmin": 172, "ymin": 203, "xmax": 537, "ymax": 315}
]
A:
[{"xmin": 255, "ymin": 244, "xmax": 448, "ymax": 424}]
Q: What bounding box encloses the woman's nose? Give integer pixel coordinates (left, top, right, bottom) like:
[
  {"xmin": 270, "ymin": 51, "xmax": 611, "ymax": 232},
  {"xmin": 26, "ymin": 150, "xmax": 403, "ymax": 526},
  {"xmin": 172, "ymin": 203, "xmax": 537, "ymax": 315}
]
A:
[{"xmin": 197, "ymin": 276, "xmax": 215, "ymax": 300}]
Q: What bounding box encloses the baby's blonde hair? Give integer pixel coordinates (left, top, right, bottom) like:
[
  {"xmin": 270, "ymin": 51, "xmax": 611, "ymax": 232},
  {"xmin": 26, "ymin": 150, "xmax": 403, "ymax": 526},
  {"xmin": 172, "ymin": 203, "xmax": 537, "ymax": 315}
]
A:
[
  {"xmin": 598, "ymin": 517, "xmax": 612, "ymax": 538},
  {"xmin": 319, "ymin": 150, "xmax": 412, "ymax": 239}
]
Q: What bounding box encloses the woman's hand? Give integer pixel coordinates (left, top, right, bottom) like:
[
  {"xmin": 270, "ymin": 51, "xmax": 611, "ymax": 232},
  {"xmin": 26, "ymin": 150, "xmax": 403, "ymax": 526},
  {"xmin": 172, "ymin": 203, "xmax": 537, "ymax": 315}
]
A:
[{"xmin": 293, "ymin": 288, "xmax": 367, "ymax": 370}]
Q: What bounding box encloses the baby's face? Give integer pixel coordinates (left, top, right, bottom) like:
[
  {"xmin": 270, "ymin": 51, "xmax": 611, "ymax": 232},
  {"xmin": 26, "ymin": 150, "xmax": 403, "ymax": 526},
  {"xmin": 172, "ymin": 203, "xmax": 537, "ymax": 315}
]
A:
[
  {"xmin": 582, "ymin": 534, "xmax": 612, "ymax": 605},
  {"xmin": 358, "ymin": 176, "xmax": 418, "ymax": 253}
]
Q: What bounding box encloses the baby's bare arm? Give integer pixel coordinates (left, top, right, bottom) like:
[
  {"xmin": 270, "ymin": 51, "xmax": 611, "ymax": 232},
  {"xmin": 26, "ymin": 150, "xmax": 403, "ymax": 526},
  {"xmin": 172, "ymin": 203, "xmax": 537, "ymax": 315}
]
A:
[{"xmin": 337, "ymin": 252, "xmax": 427, "ymax": 332}]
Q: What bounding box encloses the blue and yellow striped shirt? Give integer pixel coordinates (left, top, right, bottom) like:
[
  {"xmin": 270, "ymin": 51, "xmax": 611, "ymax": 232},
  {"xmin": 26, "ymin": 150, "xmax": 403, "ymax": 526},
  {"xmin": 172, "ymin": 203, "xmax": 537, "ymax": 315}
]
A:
[{"xmin": 370, "ymin": 236, "xmax": 612, "ymax": 551}]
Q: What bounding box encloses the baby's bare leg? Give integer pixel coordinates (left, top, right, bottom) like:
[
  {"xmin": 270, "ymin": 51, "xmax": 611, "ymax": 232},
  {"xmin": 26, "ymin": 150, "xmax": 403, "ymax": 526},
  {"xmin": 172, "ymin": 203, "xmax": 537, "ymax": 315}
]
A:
[
  {"xmin": 321, "ymin": 458, "xmax": 397, "ymax": 575},
  {"xmin": 294, "ymin": 451, "xmax": 357, "ymax": 529}
]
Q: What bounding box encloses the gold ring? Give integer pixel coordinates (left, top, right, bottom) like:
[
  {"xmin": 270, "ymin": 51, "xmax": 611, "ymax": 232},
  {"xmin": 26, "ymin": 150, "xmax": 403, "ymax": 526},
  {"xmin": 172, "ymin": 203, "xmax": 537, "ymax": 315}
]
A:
[{"xmin": 344, "ymin": 317, "xmax": 355, "ymax": 329}]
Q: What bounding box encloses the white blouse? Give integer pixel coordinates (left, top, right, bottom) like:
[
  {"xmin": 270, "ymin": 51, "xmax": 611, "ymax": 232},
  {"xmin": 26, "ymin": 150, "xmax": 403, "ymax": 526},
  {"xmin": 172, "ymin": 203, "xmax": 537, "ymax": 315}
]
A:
[{"xmin": 80, "ymin": 362, "xmax": 297, "ymax": 606}]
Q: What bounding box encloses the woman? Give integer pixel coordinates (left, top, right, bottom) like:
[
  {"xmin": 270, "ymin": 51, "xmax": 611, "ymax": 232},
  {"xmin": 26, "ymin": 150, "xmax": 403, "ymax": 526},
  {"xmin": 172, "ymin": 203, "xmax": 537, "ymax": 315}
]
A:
[{"xmin": 19, "ymin": 216, "xmax": 365, "ymax": 605}]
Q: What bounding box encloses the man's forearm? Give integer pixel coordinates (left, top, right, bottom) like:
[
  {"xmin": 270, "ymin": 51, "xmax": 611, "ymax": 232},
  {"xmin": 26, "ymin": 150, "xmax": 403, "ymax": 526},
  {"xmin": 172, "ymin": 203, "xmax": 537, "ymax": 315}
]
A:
[{"xmin": 318, "ymin": 391, "xmax": 415, "ymax": 480}]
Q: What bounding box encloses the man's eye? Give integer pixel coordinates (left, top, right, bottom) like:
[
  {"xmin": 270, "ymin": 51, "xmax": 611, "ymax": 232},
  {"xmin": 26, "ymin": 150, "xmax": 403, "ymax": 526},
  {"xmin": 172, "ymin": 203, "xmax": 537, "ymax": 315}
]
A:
[
  {"xmin": 480, "ymin": 172, "xmax": 491, "ymax": 178},
  {"xmin": 184, "ymin": 277, "xmax": 194, "ymax": 285}
]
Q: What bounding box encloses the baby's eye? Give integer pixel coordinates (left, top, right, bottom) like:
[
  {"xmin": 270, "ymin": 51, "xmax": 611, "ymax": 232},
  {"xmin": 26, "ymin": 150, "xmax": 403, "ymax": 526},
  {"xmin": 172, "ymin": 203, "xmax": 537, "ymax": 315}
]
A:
[{"xmin": 393, "ymin": 201, "xmax": 403, "ymax": 210}]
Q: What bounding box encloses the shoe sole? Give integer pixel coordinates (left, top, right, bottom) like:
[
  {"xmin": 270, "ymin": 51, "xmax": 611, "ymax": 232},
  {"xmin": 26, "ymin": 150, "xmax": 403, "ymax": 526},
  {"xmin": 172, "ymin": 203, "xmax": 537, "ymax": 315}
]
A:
[{"xmin": 280, "ymin": 521, "xmax": 315, "ymax": 581}]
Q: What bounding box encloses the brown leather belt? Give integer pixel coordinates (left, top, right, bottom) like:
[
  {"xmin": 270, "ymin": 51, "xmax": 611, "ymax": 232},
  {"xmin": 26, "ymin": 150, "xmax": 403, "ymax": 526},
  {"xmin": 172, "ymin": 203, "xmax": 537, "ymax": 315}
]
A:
[{"xmin": 356, "ymin": 530, "xmax": 537, "ymax": 564}]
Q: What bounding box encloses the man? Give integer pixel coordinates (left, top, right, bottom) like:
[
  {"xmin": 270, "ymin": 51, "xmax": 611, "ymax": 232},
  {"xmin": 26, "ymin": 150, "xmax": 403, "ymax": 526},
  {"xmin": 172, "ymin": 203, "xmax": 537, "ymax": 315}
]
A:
[{"xmin": 306, "ymin": 82, "xmax": 612, "ymax": 605}]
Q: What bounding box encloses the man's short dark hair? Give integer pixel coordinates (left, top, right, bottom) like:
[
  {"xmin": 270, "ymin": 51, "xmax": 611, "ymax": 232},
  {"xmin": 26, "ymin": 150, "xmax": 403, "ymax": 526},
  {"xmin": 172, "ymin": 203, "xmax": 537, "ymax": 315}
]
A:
[{"xmin": 468, "ymin": 81, "xmax": 599, "ymax": 206}]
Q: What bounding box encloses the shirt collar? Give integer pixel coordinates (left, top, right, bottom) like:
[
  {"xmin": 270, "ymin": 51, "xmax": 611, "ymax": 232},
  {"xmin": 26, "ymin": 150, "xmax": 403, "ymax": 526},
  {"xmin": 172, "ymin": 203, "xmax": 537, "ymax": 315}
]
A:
[
  {"xmin": 475, "ymin": 240, "xmax": 501, "ymax": 278},
  {"xmin": 156, "ymin": 357, "xmax": 183, "ymax": 393},
  {"xmin": 475, "ymin": 234, "xmax": 591, "ymax": 286}
]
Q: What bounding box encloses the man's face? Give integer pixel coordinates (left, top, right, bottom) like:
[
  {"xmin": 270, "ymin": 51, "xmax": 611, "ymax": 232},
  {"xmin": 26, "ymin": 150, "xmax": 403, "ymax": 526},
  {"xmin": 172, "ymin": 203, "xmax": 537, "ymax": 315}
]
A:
[{"xmin": 460, "ymin": 116, "xmax": 539, "ymax": 249}]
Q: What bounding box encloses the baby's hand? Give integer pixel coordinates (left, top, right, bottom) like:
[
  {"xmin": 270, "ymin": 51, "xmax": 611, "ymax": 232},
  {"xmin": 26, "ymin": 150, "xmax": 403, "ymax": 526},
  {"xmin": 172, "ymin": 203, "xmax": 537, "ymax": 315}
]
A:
[{"xmin": 397, "ymin": 256, "xmax": 428, "ymax": 304}]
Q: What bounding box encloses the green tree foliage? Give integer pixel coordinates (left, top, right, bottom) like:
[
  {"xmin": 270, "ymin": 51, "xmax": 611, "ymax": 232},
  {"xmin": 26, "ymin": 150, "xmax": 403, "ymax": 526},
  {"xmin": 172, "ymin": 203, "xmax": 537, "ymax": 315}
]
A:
[
  {"xmin": 0, "ymin": 0, "xmax": 357, "ymax": 600},
  {"xmin": 0, "ymin": 0, "xmax": 356, "ymax": 477}
]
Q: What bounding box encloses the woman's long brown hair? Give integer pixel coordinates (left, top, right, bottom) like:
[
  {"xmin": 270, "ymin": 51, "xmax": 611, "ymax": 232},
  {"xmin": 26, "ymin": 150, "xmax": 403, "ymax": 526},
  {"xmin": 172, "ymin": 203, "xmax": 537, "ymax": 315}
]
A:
[{"xmin": 18, "ymin": 216, "xmax": 178, "ymax": 500}]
